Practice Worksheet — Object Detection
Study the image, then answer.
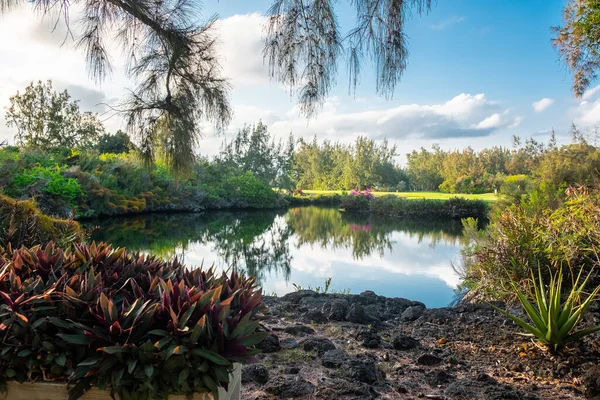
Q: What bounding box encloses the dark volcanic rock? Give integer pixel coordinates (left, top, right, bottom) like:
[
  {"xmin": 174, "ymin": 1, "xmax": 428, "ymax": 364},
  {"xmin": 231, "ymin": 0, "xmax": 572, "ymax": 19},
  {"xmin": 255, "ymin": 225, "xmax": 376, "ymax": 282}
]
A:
[
  {"xmin": 358, "ymin": 290, "xmax": 379, "ymax": 305},
  {"xmin": 264, "ymin": 375, "xmax": 316, "ymax": 398},
  {"xmin": 322, "ymin": 349, "xmax": 347, "ymax": 368},
  {"xmin": 323, "ymin": 299, "xmax": 349, "ymax": 321},
  {"xmin": 279, "ymin": 337, "xmax": 299, "ymax": 350},
  {"xmin": 304, "ymin": 309, "xmax": 328, "ymax": 323},
  {"xmin": 355, "ymin": 326, "xmax": 381, "ymax": 348},
  {"xmin": 241, "ymin": 364, "xmax": 270, "ymax": 385},
  {"xmin": 392, "ymin": 333, "xmax": 420, "ymax": 350},
  {"xmin": 320, "ymin": 378, "xmax": 377, "ymax": 399},
  {"xmin": 582, "ymin": 365, "xmax": 600, "ymax": 399},
  {"xmin": 299, "ymin": 295, "xmax": 329, "ymax": 310},
  {"xmin": 284, "ymin": 365, "xmax": 301, "ymax": 374},
  {"xmin": 445, "ymin": 380, "xmax": 478, "ymax": 399},
  {"xmin": 300, "ymin": 337, "xmax": 336, "ymax": 354},
  {"xmin": 282, "ymin": 290, "xmax": 318, "ymax": 304},
  {"xmin": 363, "ymin": 304, "xmax": 381, "ymax": 323},
  {"xmin": 257, "ymin": 333, "xmax": 280, "ymax": 353},
  {"xmin": 346, "ymin": 303, "xmax": 366, "ymax": 323},
  {"xmin": 283, "ymin": 324, "xmax": 315, "ymax": 336},
  {"xmin": 427, "ymin": 370, "xmax": 455, "ymax": 386},
  {"xmin": 341, "ymin": 356, "xmax": 381, "ymax": 384},
  {"xmin": 484, "ymin": 383, "xmax": 530, "ymax": 400},
  {"xmin": 417, "ymin": 353, "xmax": 443, "ymax": 366},
  {"xmin": 476, "ymin": 372, "xmax": 498, "ymax": 385},
  {"xmin": 400, "ymin": 305, "xmax": 426, "ymax": 322}
]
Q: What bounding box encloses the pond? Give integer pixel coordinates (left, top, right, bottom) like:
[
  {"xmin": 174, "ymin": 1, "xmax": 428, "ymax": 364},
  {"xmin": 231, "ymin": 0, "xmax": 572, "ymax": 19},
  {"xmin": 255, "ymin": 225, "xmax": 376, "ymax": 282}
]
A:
[{"xmin": 84, "ymin": 206, "xmax": 467, "ymax": 308}]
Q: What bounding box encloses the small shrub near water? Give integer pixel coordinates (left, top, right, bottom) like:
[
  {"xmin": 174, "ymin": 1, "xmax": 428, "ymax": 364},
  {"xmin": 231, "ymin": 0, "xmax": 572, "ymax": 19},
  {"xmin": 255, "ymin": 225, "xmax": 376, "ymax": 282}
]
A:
[
  {"xmin": 0, "ymin": 242, "xmax": 265, "ymax": 399},
  {"xmin": 342, "ymin": 194, "xmax": 489, "ymax": 220}
]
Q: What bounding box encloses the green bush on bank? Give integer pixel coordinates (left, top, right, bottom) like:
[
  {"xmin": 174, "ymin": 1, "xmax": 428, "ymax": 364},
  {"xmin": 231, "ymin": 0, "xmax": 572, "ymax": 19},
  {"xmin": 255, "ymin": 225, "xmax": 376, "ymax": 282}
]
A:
[
  {"xmin": 461, "ymin": 191, "xmax": 600, "ymax": 302},
  {"xmin": 341, "ymin": 195, "xmax": 489, "ymax": 220},
  {"xmin": 0, "ymin": 148, "xmax": 287, "ymax": 218}
]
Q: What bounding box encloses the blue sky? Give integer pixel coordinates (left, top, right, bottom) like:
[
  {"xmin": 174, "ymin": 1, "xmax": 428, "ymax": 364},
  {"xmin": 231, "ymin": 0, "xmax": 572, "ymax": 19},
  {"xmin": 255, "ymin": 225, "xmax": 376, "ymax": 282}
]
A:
[{"xmin": 0, "ymin": 0, "xmax": 598, "ymax": 162}]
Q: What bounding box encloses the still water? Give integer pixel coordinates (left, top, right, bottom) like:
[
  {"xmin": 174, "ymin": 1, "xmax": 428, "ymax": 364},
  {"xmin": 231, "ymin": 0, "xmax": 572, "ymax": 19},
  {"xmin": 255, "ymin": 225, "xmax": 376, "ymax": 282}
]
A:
[{"xmin": 84, "ymin": 207, "xmax": 466, "ymax": 308}]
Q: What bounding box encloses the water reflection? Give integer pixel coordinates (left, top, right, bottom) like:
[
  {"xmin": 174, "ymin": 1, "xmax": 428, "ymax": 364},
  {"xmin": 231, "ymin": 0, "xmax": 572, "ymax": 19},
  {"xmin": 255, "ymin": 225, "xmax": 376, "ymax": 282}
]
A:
[{"xmin": 86, "ymin": 207, "xmax": 466, "ymax": 307}]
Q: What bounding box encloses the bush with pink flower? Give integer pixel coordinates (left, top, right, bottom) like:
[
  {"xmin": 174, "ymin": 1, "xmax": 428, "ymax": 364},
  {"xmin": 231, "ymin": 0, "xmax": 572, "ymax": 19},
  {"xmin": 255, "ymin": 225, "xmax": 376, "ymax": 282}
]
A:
[{"xmin": 348, "ymin": 188, "xmax": 375, "ymax": 199}]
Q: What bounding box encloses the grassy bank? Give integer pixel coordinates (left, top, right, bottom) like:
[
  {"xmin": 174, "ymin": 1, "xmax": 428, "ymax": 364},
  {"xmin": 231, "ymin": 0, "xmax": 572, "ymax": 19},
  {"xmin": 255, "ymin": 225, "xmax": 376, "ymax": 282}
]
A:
[{"xmin": 302, "ymin": 190, "xmax": 498, "ymax": 202}]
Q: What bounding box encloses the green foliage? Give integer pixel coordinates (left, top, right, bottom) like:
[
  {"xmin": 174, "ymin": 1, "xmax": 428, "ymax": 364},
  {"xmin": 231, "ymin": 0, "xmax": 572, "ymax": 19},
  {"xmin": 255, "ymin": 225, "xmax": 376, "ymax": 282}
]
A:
[
  {"xmin": 0, "ymin": 242, "xmax": 265, "ymax": 399},
  {"xmin": 5, "ymin": 80, "xmax": 105, "ymax": 151},
  {"xmin": 499, "ymin": 174, "xmax": 531, "ymax": 205},
  {"xmin": 293, "ymin": 136, "xmax": 404, "ymax": 191},
  {"xmin": 226, "ymin": 171, "xmax": 280, "ymax": 209},
  {"xmin": 490, "ymin": 266, "xmax": 600, "ymax": 352},
  {"xmin": 219, "ymin": 122, "xmax": 295, "ymax": 188},
  {"xmin": 95, "ymin": 131, "xmax": 134, "ymax": 154},
  {"xmin": 462, "ymin": 192, "xmax": 600, "ymax": 302},
  {"xmin": 553, "ymin": 0, "xmax": 600, "ymax": 96},
  {"xmin": 343, "ymin": 194, "xmax": 489, "ymax": 220},
  {"xmin": 10, "ymin": 167, "xmax": 83, "ymax": 207},
  {"xmin": 1, "ymin": 149, "xmax": 289, "ymax": 219},
  {"xmin": 0, "ymin": 195, "xmax": 84, "ymax": 249}
]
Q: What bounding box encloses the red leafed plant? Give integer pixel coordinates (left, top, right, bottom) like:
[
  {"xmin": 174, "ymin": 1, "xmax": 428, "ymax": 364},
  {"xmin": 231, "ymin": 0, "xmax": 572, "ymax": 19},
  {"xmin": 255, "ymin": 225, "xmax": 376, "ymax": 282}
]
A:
[{"xmin": 0, "ymin": 242, "xmax": 266, "ymax": 399}]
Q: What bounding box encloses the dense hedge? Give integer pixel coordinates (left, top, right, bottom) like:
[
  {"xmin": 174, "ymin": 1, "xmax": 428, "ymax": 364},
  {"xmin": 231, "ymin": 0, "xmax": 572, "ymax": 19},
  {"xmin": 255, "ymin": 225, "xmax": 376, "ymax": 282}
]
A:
[
  {"xmin": 0, "ymin": 195, "xmax": 84, "ymax": 249},
  {"xmin": 341, "ymin": 195, "xmax": 489, "ymax": 220},
  {"xmin": 0, "ymin": 242, "xmax": 264, "ymax": 399},
  {"xmin": 0, "ymin": 148, "xmax": 286, "ymax": 218}
]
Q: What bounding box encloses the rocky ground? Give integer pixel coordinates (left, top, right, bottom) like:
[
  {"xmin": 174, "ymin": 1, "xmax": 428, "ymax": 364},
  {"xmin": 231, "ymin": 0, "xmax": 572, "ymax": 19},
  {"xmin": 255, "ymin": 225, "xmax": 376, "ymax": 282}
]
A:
[{"xmin": 241, "ymin": 290, "xmax": 600, "ymax": 399}]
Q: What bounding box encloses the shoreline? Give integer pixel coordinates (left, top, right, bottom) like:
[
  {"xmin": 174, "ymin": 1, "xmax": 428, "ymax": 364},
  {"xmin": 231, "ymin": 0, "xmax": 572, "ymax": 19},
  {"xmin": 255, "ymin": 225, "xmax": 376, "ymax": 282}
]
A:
[{"xmin": 244, "ymin": 290, "xmax": 598, "ymax": 399}]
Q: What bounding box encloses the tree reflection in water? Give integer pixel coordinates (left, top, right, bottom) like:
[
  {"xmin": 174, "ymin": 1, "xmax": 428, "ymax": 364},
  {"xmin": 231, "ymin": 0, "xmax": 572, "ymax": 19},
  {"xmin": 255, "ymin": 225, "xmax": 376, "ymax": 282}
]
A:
[{"xmin": 86, "ymin": 207, "xmax": 465, "ymax": 285}]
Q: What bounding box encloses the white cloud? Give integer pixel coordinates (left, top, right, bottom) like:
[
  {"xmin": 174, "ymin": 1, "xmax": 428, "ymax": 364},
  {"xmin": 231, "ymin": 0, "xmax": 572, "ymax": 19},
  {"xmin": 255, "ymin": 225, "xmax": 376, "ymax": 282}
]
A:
[
  {"xmin": 582, "ymin": 85, "xmax": 600, "ymax": 101},
  {"xmin": 429, "ymin": 16, "xmax": 466, "ymax": 30},
  {"xmin": 532, "ymin": 97, "xmax": 555, "ymax": 112},
  {"xmin": 572, "ymin": 85, "xmax": 600, "ymax": 126},
  {"xmin": 508, "ymin": 116, "xmax": 523, "ymax": 128},
  {"xmin": 214, "ymin": 13, "xmax": 270, "ymax": 87},
  {"xmin": 265, "ymin": 93, "xmax": 520, "ymax": 144},
  {"xmin": 474, "ymin": 113, "xmax": 502, "ymax": 129}
]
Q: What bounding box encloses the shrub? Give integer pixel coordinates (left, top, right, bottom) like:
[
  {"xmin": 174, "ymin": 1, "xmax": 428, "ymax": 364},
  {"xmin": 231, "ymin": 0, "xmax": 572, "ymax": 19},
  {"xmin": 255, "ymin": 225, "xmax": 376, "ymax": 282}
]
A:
[
  {"xmin": 349, "ymin": 188, "xmax": 375, "ymax": 199},
  {"xmin": 340, "ymin": 194, "xmax": 372, "ymax": 211},
  {"xmin": 462, "ymin": 191, "xmax": 600, "ymax": 302},
  {"xmin": 0, "ymin": 195, "xmax": 84, "ymax": 249},
  {"xmin": 343, "ymin": 194, "xmax": 489, "ymax": 220},
  {"xmin": 491, "ymin": 266, "xmax": 600, "ymax": 352},
  {"xmin": 9, "ymin": 166, "xmax": 83, "ymax": 209},
  {"xmin": 226, "ymin": 171, "xmax": 279, "ymax": 208},
  {"xmin": 0, "ymin": 242, "xmax": 265, "ymax": 399}
]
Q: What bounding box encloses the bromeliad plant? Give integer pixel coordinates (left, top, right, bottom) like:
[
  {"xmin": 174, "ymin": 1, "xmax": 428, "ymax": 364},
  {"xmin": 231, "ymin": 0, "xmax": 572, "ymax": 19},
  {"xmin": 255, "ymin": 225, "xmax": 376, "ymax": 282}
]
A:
[
  {"xmin": 491, "ymin": 265, "xmax": 600, "ymax": 352},
  {"xmin": 0, "ymin": 242, "xmax": 266, "ymax": 399}
]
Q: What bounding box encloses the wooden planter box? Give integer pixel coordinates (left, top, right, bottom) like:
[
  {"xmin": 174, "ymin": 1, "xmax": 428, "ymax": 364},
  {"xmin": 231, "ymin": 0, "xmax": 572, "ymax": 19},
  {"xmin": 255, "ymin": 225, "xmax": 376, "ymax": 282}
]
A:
[{"xmin": 2, "ymin": 364, "xmax": 241, "ymax": 400}]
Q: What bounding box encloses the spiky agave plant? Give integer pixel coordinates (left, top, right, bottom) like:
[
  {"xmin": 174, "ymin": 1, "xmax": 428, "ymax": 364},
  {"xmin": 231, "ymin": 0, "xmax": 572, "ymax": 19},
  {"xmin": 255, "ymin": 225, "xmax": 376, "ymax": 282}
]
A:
[{"xmin": 491, "ymin": 265, "xmax": 600, "ymax": 352}]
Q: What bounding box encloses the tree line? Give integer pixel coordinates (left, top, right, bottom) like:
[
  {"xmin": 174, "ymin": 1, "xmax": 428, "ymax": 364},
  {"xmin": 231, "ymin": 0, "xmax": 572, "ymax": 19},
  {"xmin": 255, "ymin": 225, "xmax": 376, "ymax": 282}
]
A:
[{"xmin": 5, "ymin": 81, "xmax": 600, "ymax": 198}]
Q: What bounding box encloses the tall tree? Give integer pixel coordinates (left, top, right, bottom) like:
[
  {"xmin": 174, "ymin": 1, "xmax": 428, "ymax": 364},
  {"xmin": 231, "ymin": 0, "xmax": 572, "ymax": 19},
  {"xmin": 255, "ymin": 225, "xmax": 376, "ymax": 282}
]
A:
[
  {"xmin": 554, "ymin": 0, "xmax": 600, "ymax": 96},
  {"xmin": 218, "ymin": 122, "xmax": 295, "ymax": 188},
  {"xmin": 6, "ymin": 80, "xmax": 105, "ymax": 150}
]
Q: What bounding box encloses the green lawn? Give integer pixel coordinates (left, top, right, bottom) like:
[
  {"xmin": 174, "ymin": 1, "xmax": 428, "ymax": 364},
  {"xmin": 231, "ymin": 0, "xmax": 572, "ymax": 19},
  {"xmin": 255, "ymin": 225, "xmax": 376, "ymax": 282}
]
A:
[{"xmin": 302, "ymin": 190, "xmax": 498, "ymax": 201}]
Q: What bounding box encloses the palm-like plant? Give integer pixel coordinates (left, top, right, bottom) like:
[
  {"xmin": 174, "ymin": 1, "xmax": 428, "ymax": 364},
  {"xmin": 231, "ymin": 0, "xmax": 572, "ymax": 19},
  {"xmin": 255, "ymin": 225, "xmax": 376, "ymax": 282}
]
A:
[{"xmin": 491, "ymin": 266, "xmax": 600, "ymax": 352}]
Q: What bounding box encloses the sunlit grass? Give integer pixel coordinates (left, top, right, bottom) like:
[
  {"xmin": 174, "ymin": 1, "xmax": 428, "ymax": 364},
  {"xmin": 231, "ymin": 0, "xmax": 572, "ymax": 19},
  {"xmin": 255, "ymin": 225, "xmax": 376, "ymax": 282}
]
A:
[{"xmin": 302, "ymin": 190, "xmax": 498, "ymax": 201}]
